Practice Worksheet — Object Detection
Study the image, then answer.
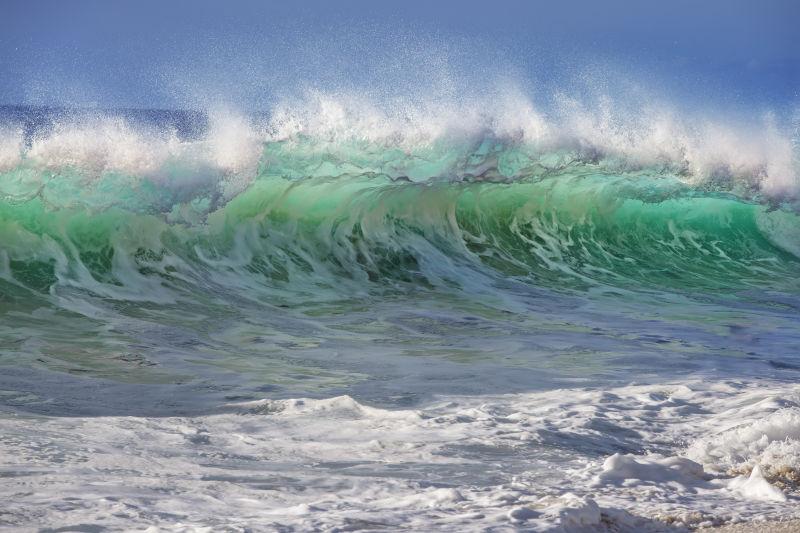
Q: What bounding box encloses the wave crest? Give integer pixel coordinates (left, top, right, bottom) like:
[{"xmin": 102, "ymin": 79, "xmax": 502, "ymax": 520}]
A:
[{"xmin": 1, "ymin": 91, "xmax": 797, "ymax": 201}]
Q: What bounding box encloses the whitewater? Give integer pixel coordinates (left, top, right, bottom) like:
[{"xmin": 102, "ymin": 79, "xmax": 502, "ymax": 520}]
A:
[{"xmin": 1, "ymin": 90, "xmax": 799, "ymax": 531}]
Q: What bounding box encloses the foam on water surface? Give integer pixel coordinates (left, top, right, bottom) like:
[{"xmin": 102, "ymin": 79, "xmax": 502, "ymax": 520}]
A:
[{"xmin": 1, "ymin": 379, "xmax": 799, "ymax": 531}]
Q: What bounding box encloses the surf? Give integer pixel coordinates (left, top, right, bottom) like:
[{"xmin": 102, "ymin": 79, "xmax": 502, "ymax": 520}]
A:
[{"xmin": 0, "ymin": 94, "xmax": 798, "ymax": 306}]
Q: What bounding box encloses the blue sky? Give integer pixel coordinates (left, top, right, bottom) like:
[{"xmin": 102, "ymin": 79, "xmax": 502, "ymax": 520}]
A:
[{"xmin": 1, "ymin": 0, "xmax": 797, "ymax": 110}]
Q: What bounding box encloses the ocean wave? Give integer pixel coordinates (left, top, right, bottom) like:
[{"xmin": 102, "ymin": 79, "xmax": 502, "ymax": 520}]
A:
[{"xmin": 0, "ymin": 95, "xmax": 798, "ymax": 338}]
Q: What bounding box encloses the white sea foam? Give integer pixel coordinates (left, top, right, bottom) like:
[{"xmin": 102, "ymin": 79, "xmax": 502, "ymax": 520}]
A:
[
  {"xmin": 1, "ymin": 378, "xmax": 798, "ymax": 531},
  {"xmin": 2, "ymin": 90, "xmax": 796, "ymax": 199},
  {"xmin": 26, "ymin": 117, "xmax": 178, "ymax": 175},
  {"xmin": 0, "ymin": 113, "xmax": 261, "ymax": 202},
  {"xmin": 262, "ymin": 89, "xmax": 798, "ymax": 195},
  {"xmin": 0, "ymin": 127, "xmax": 23, "ymax": 172}
]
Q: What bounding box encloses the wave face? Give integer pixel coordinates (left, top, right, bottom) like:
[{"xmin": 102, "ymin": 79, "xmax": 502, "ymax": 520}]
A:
[{"xmin": 0, "ymin": 99, "xmax": 798, "ymax": 403}]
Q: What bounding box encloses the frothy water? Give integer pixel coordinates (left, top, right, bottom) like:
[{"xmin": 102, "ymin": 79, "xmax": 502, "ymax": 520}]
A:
[
  {"xmin": 3, "ymin": 380, "xmax": 799, "ymax": 530},
  {"xmin": 1, "ymin": 94, "xmax": 799, "ymax": 531}
]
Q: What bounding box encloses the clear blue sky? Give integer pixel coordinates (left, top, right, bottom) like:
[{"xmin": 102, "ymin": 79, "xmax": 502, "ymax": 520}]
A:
[{"xmin": 1, "ymin": 0, "xmax": 797, "ymax": 110}]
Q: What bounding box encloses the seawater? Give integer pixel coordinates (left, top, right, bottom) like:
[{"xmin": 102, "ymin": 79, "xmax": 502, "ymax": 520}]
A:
[{"xmin": 0, "ymin": 97, "xmax": 799, "ymax": 531}]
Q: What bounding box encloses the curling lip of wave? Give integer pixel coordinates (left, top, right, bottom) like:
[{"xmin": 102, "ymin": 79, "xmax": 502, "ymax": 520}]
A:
[{"xmin": 0, "ymin": 94, "xmax": 797, "ymax": 199}]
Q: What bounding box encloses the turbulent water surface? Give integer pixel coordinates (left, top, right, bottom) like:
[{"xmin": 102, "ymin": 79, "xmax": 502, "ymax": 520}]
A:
[{"xmin": 1, "ymin": 99, "xmax": 799, "ymax": 531}]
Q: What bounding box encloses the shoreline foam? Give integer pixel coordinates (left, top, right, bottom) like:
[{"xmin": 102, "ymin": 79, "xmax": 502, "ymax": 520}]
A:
[{"xmin": 2, "ymin": 378, "xmax": 798, "ymax": 531}]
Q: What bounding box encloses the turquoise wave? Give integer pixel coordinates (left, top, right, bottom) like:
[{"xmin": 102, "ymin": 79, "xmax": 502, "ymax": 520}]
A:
[
  {"xmin": 1, "ymin": 128, "xmax": 799, "ymax": 391},
  {"xmin": 1, "ymin": 138, "xmax": 798, "ymax": 307}
]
